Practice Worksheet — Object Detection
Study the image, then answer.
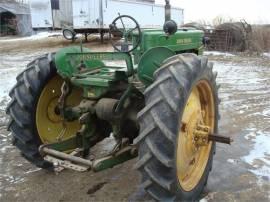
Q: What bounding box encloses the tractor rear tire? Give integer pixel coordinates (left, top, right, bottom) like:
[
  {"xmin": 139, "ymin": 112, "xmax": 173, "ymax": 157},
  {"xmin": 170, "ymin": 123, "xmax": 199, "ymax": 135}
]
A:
[
  {"xmin": 135, "ymin": 54, "xmax": 219, "ymax": 201},
  {"xmin": 6, "ymin": 53, "xmax": 57, "ymax": 169}
]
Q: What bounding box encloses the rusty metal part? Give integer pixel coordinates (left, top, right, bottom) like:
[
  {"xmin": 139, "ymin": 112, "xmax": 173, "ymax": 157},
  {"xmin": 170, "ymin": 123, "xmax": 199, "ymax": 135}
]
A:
[
  {"xmin": 165, "ymin": 0, "xmax": 171, "ymax": 21},
  {"xmin": 208, "ymin": 134, "xmax": 233, "ymax": 145},
  {"xmin": 40, "ymin": 146, "xmax": 93, "ymax": 167},
  {"xmin": 204, "ymin": 21, "xmax": 252, "ymax": 52},
  {"xmin": 44, "ymin": 155, "xmax": 88, "ymax": 172},
  {"xmin": 45, "ymin": 149, "xmax": 86, "ymax": 172},
  {"xmin": 56, "ymin": 81, "xmax": 70, "ymax": 141},
  {"xmin": 58, "ymin": 81, "xmax": 70, "ymax": 114},
  {"xmin": 65, "ymin": 100, "xmax": 96, "ymax": 121},
  {"xmin": 193, "ymin": 124, "xmax": 232, "ymax": 145},
  {"xmin": 95, "ymin": 98, "xmax": 119, "ymax": 121},
  {"xmin": 193, "ymin": 124, "xmax": 210, "ymax": 146},
  {"xmin": 40, "ymin": 145, "xmax": 137, "ymax": 172}
]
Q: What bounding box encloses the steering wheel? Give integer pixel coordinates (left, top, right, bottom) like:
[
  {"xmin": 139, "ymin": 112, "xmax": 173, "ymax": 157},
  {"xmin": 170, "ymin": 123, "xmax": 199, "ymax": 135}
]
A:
[{"xmin": 109, "ymin": 15, "xmax": 142, "ymax": 53}]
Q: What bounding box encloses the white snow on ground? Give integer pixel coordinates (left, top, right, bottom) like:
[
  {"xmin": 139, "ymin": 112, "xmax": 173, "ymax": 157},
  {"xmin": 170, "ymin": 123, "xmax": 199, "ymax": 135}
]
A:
[
  {"xmin": 24, "ymin": 168, "xmax": 41, "ymax": 174},
  {"xmin": 227, "ymin": 158, "xmax": 239, "ymax": 164},
  {"xmin": 204, "ymin": 51, "xmax": 235, "ymax": 57},
  {"xmin": 242, "ymin": 129, "xmax": 270, "ymax": 179},
  {"xmin": 262, "ymin": 108, "xmax": 270, "ymax": 117},
  {"xmin": 0, "ymin": 64, "xmax": 25, "ymax": 109},
  {"xmin": 0, "ymin": 51, "xmax": 53, "ymax": 108},
  {"xmin": 262, "ymin": 52, "xmax": 270, "ymax": 58},
  {"xmin": 0, "ymin": 31, "xmax": 62, "ymax": 42},
  {"xmin": 199, "ymin": 198, "xmax": 208, "ymax": 202},
  {"xmin": 214, "ymin": 61, "xmax": 270, "ymax": 182},
  {"xmin": 0, "ymin": 67, "xmax": 17, "ymax": 104}
]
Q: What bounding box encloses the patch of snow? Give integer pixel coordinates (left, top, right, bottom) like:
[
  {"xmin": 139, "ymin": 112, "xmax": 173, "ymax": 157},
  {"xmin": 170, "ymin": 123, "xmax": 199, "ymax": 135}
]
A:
[
  {"xmin": 4, "ymin": 187, "xmax": 16, "ymax": 192},
  {"xmin": 25, "ymin": 168, "xmax": 41, "ymax": 174},
  {"xmin": 98, "ymin": 133, "xmax": 116, "ymax": 153},
  {"xmin": 0, "ymin": 134, "xmax": 7, "ymax": 138},
  {"xmin": 0, "ymin": 116, "xmax": 9, "ymax": 124},
  {"xmin": 204, "ymin": 51, "xmax": 235, "ymax": 57},
  {"xmin": 227, "ymin": 159, "xmax": 238, "ymax": 164},
  {"xmin": 0, "ymin": 31, "xmax": 62, "ymax": 42},
  {"xmin": 214, "ymin": 62, "xmax": 270, "ymax": 120},
  {"xmin": 244, "ymin": 131, "xmax": 257, "ymax": 140},
  {"xmin": 242, "ymin": 129, "xmax": 270, "ymax": 179},
  {"xmin": 262, "ymin": 108, "xmax": 270, "ymax": 117},
  {"xmin": 0, "ymin": 145, "xmax": 14, "ymax": 153},
  {"xmin": 0, "ymin": 174, "xmax": 25, "ymax": 184},
  {"xmin": 262, "ymin": 52, "xmax": 270, "ymax": 58},
  {"xmin": 199, "ymin": 198, "xmax": 208, "ymax": 202},
  {"xmin": 0, "ymin": 69, "xmax": 20, "ymax": 104}
]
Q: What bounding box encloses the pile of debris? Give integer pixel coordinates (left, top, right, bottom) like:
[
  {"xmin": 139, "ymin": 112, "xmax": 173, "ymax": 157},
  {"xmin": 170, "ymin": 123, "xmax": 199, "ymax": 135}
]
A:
[
  {"xmin": 182, "ymin": 20, "xmax": 252, "ymax": 52},
  {"xmin": 206, "ymin": 21, "xmax": 252, "ymax": 51}
]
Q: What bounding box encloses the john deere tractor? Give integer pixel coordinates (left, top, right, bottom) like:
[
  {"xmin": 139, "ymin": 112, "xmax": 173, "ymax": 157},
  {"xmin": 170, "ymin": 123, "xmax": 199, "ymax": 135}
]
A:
[{"xmin": 6, "ymin": 1, "xmax": 231, "ymax": 201}]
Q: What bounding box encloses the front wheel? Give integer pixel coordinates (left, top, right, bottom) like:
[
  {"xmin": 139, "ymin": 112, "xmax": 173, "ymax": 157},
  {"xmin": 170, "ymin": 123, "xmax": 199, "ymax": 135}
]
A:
[
  {"xmin": 135, "ymin": 54, "xmax": 219, "ymax": 201},
  {"xmin": 63, "ymin": 28, "xmax": 76, "ymax": 41}
]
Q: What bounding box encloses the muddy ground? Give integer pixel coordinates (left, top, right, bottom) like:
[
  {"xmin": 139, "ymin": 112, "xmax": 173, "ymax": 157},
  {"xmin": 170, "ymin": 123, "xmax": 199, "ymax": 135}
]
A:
[{"xmin": 0, "ymin": 34, "xmax": 269, "ymax": 201}]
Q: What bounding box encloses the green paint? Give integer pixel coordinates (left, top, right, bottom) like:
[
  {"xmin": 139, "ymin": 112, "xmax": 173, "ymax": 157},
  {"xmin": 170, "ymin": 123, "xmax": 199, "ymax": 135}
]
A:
[
  {"xmin": 134, "ymin": 29, "xmax": 204, "ymax": 54},
  {"xmin": 47, "ymin": 136, "xmax": 80, "ymax": 152},
  {"xmin": 54, "ymin": 46, "xmax": 105, "ymax": 78},
  {"xmin": 93, "ymin": 148, "xmax": 138, "ymax": 172},
  {"xmin": 137, "ymin": 47, "xmax": 175, "ymax": 86},
  {"xmin": 66, "ymin": 52, "xmax": 134, "ymax": 76},
  {"xmin": 54, "ymin": 29, "xmax": 203, "ymax": 92},
  {"xmin": 52, "ymin": 27, "xmax": 204, "ymax": 158}
]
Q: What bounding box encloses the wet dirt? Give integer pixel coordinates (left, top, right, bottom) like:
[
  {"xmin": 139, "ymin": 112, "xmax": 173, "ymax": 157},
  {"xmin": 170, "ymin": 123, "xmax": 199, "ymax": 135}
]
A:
[{"xmin": 0, "ymin": 36, "xmax": 269, "ymax": 201}]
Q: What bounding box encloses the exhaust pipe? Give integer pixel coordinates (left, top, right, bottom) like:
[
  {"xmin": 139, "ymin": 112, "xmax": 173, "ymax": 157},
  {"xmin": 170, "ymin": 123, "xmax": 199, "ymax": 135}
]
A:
[
  {"xmin": 165, "ymin": 0, "xmax": 171, "ymax": 21},
  {"xmin": 163, "ymin": 0, "xmax": 177, "ymax": 35}
]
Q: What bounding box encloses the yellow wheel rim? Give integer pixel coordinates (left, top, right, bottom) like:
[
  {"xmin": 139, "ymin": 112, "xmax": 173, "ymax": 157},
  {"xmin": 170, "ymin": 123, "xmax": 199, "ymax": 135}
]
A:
[
  {"xmin": 36, "ymin": 75, "xmax": 82, "ymax": 144},
  {"xmin": 177, "ymin": 80, "xmax": 215, "ymax": 191}
]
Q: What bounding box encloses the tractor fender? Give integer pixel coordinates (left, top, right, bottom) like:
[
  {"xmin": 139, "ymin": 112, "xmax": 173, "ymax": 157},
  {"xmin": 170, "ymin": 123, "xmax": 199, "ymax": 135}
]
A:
[{"xmin": 137, "ymin": 47, "xmax": 175, "ymax": 86}]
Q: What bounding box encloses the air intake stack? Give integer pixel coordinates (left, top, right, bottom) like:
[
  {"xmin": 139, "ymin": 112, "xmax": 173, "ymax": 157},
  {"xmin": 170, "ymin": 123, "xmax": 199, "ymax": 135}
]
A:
[
  {"xmin": 163, "ymin": 0, "xmax": 177, "ymax": 35},
  {"xmin": 165, "ymin": 0, "xmax": 171, "ymax": 21}
]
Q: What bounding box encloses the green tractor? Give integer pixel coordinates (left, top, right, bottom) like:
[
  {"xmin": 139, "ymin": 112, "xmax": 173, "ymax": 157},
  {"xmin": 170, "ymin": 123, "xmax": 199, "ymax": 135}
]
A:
[{"xmin": 6, "ymin": 1, "xmax": 231, "ymax": 201}]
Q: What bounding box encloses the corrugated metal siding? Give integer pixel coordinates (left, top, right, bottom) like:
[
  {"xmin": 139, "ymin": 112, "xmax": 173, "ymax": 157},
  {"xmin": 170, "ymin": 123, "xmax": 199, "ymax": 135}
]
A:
[
  {"xmin": 126, "ymin": 0, "xmax": 155, "ymax": 2},
  {"xmin": 52, "ymin": 0, "xmax": 73, "ymax": 28}
]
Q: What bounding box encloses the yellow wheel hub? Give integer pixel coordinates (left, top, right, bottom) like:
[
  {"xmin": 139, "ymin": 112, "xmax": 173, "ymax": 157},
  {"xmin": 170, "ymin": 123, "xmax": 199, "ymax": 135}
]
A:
[
  {"xmin": 177, "ymin": 80, "xmax": 215, "ymax": 191},
  {"xmin": 36, "ymin": 75, "xmax": 82, "ymax": 144}
]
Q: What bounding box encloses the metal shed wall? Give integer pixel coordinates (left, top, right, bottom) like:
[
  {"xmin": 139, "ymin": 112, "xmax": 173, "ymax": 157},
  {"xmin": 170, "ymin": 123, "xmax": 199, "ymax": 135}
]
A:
[
  {"xmin": 126, "ymin": 0, "xmax": 155, "ymax": 2},
  {"xmin": 52, "ymin": 0, "xmax": 155, "ymax": 29},
  {"xmin": 52, "ymin": 0, "xmax": 73, "ymax": 28}
]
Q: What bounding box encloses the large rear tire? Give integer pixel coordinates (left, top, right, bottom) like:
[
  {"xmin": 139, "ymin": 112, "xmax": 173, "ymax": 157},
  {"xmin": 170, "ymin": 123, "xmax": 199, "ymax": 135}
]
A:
[
  {"xmin": 6, "ymin": 54, "xmax": 83, "ymax": 169},
  {"xmin": 135, "ymin": 54, "xmax": 219, "ymax": 201},
  {"xmin": 6, "ymin": 54, "xmax": 57, "ymax": 169}
]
